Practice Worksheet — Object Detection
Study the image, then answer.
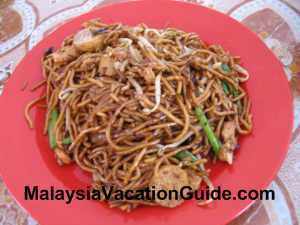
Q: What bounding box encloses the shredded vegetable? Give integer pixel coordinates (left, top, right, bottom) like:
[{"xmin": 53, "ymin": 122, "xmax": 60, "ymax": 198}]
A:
[
  {"xmin": 62, "ymin": 137, "xmax": 72, "ymax": 145},
  {"xmin": 195, "ymin": 107, "xmax": 221, "ymax": 154}
]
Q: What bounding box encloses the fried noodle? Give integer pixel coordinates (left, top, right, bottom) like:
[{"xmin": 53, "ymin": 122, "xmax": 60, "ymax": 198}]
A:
[{"xmin": 25, "ymin": 20, "xmax": 252, "ymax": 212}]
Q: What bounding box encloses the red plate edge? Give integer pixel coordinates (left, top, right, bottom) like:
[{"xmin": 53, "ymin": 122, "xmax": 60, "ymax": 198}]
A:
[{"xmin": 0, "ymin": 1, "xmax": 293, "ymax": 225}]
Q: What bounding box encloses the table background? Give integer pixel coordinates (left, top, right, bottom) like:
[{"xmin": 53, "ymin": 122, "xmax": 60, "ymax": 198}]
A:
[{"xmin": 0, "ymin": 0, "xmax": 299, "ymax": 224}]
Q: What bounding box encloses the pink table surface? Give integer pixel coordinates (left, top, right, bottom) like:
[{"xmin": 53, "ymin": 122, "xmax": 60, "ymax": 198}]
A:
[{"xmin": 0, "ymin": 0, "xmax": 300, "ymax": 224}]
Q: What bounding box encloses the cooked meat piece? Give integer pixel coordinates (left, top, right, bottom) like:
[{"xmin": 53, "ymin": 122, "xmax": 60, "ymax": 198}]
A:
[
  {"xmin": 114, "ymin": 60, "xmax": 128, "ymax": 73},
  {"xmin": 187, "ymin": 169, "xmax": 202, "ymax": 190},
  {"xmin": 90, "ymin": 134, "xmax": 106, "ymax": 145},
  {"xmin": 73, "ymin": 28, "xmax": 104, "ymax": 52},
  {"xmin": 150, "ymin": 165, "xmax": 189, "ymax": 208},
  {"xmin": 219, "ymin": 144, "xmax": 234, "ymax": 164},
  {"xmin": 112, "ymin": 48, "xmax": 128, "ymax": 61},
  {"xmin": 99, "ymin": 54, "xmax": 115, "ymax": 76},
  {"xmin": 52, "ymin": 46, "xmax": 78, "ymax": 64},
  {"xmin": 218, "ymin": 121, "xmax": 237, "ymax": 164},
  {"xmin": 222, "ymin": 121, "xmax": 236, "ymax": 140}
]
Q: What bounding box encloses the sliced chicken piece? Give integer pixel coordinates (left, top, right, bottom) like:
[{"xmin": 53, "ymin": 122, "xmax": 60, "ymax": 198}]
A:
[
  {"xmin": 112, "ymin": 48, "xmax": 128, "ymax": 61},
  {"xmin": 99, "ymin": 54, "xmax": 116, "ymax": 76},
  {"xmin": 90, "ymin": 133, "xmax": 106, "ymax": 145},
  {"xmin": 114, "ymin": 60, "xmax": 128, "ymax": 73},
  {"xmin": 218, "ymin": 121, "xmax": 237, "ymax": 164},
  {"xmin": 52, "ymin": 46, "xmax": 78, "ymax": 64},
  {"xmin": 222, "ymin": 121, "xmax": 236, "ymax": 140},
  {"xmin": 73, "ymin": 28, "xmax": 104, "ymax": 52},
  {"xmin": 150, "ymin": 165, "xmax": 189, "ymax": 208},
  {"xmin": 187, "ymin": 169, "xmax": 202, "ymax": 190}
]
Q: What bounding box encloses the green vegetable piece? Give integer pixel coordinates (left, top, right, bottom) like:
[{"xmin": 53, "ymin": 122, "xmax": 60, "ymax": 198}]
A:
[
  {"xmin": 62, "ymin": 137, "xmax": 72, "ymax": 145},
  {"xmin": 48, "ymin": 109, "xmax": 58, "ymax": 149},
  {"xmin": 231, "ymin": 86, "xmax": 242, "ymax": 113},
  {"xmin": 222, "ymin": 81, "xmax": 242, "ymax": 113},
  {"xmin": 222, "ymin": 81, "xmax": 230, "ymax": 95},
  {"xmin": 221, "ymin": 63, "xmax": 231, "ymax": 73},
  {"xmin": 232, "ymin": 88, "xmax": 239, "ymax": 97},
  {"xmin": 195, "ymin": 107, "xmax": 221, "ymax": 154},
  {"xmin": 175, "ymin": 150, "xmax": 198, "ymax": 162}
]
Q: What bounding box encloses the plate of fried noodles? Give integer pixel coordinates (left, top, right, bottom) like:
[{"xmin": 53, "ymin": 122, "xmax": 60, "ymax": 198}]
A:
[{"xmin": 0, "ymin": 0, "xmax": 293, "ymax": 225}]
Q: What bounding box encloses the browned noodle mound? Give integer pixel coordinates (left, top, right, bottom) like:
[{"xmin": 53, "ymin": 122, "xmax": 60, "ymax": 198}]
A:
[{"xmin": 25, "ymin": 19, "xmax": 252, "ymax": 212}]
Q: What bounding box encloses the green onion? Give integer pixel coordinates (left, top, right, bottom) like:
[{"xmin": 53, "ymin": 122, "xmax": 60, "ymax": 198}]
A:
[
  {"xmin": 195, "ymin": 107, "xmax": 221, "ymax": 154},
  {"xmin": 231, "ymin": 87, "xmax": 239, "ymax": 97},
  {"xmin": 175, "ymin": 150, "xmax": 198, "ymax": 162},
  {"xmin": 231, "ymin": 86, "xmax": 242, "ymax": 112},
  {"xmin": 221, "ymin": 80, "xmax": 239, "ymax": 97},
  {"xmin": 222, "ymin": 81, "xmax": 230, "ymax": 95},
  {"xmin": 221, "ymin": 81, "xmax": 242, "ymax": 113},
  {"xmin": 221, "ymin": 63, "xmax": 231, "ymax": 73},
  {"xmin": 48, "ymin": 108, "xmax": 58, "ymax": 149},
  {"xmin": 48, "ymin": 109, "xmax": 72, "ymax": 147},
  {"xmin": 62, "ymin": 137, "xmax": 72, "ymax": 145}
]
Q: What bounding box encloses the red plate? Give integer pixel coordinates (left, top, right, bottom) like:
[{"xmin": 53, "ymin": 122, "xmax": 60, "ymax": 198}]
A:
[{"xmin": 0, "ymin": 1, "xmax": 293, "ymax": 225}]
